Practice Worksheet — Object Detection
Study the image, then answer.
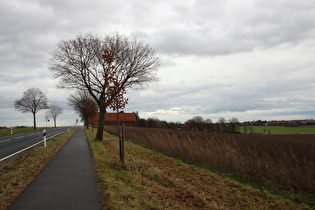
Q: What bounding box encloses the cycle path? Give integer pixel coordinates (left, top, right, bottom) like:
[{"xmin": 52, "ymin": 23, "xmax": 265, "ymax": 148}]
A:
[{"xmin": 9, "ymin": 126, "xmax": 102, "ymax": 209}]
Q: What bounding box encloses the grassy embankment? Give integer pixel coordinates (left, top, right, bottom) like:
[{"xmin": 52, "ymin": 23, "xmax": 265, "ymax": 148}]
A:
[
  {"xmin": 238, "ymin": 126, "xmax": 315, "ymax": 135},
  {"xmin": 106, "ymin": 126, "xmax": 314, "ymax": 206},
  {"xmin": 86, "ymin": 127, "xmax": 312, "ymax": 209},
  {"xmin": 0, "ymin": 127, "xmax": 49, "ymax": 137},
  {"xmin": 0, "ymin": 127, "xmax": 78, "ymax": 209}
]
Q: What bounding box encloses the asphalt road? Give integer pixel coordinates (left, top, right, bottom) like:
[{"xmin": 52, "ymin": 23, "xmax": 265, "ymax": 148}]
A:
[
  {"xmin": 8, "ymin": 127, "xmax": 102, "ymax": 209},
  {"xmin": 0, "ymin": 127, "xmax": 70, "ymax": 161}
]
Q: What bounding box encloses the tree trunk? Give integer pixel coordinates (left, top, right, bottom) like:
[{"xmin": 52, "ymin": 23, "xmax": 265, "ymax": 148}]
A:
[
  {"xmin": 85, "ymin": 117, "xmax": 89, "ymax": 129},
  {"xmin": 117, "ymin": 109, "xmax": 122, "ymax": 163},
  {"xmin": 33, "ymin": 112, "xmax": 36, "ymax": 130},
  {"xmin": 117, "ymin": 108, "xmax": 124, "ymax": 164},
  {"xmin": 96, "ymin": 105, "xmax": 105, "ymax": 141},
  {"xmin": 121, "ymin": 124, "xmax": 125, "ymax": 164},
  {"xmin": 54, "ymin": 117, "xmax": 57, "ymax": 127}
]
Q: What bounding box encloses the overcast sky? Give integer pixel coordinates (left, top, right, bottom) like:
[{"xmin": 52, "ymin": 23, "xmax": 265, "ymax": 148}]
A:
[{"xmin": 1, "ymin": 0, "xmax": 315, "ymax": 127}]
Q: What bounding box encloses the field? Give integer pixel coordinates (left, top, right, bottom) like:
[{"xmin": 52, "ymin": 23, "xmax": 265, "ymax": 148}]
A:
[
  {"xmin": 87, "ymin": 127, "xmax": 311, "ymax": 209},
  {"xmin": 0, "ymin": 127, "xmax": 47, "ymax": 137},
  {"xmin": 239, "ymin": 126, "xmax": 315, "ymax": 135},
  {"xmin": 104, "ymin": 126, "xmax": 315, "ymax": 206}
]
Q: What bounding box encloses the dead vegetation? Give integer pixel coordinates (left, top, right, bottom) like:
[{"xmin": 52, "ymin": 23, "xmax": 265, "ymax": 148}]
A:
[
  {"xmin": 88, "ymin": 127, "xmax": 313, "ymax": 209},
  {"xmin": 104, "ymin": 126, "xmax": 315, "ymax": 206}
]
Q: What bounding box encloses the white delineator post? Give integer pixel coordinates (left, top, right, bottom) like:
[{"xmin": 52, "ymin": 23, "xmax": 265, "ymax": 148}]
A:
[
  {"xmin": 43, "ymin": 129, "xmax": 47, "ymax": 147},
  {"xmin": 11, "ymin": 127, "xmax": 13, "ymax": 135}
]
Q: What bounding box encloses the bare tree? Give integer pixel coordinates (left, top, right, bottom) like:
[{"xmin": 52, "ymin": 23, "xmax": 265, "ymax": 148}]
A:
[
  {"xmin": 147, "ymin": 117, "xmax": 161, "ymax": 128},
  {"xmin": 50, "ymin": 33, "xmax": 160, "ymax": 141},
  {"xmin": 204, "ymin": 118, "xmax": 213, "ymax": 132},
  {"xmin": 185, "ymin": 116, "xmax": 204, "ymax": 131},
  {"xmin": 228, "ymin": 117, "xmax": 239, "ymax": 133},
  {"xmin": 217, "ymin": 117, "xmax": 227, "ymax": 132},
  {"xmin": 68, "ymin": 91, "xmax": 98, "ymax": 129},
  {"xmin": 47, "ymin": 104, "xmax": 63, "ymax": 127},
  {"xmin": 14, "ymin": 88, "xmax": 49, "ymax": 129},
  {"xmin": 83, "ymin": 97, "xmax": 98, "ymax": 130},
  {"xmin": 104, "ymin": 71, "xmax": 128, "ymax": 163}
]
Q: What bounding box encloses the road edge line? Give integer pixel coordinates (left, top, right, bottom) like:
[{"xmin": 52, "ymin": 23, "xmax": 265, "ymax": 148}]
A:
[{"xmin": 0, "ymin": 128, "xmax": 70, "ymax": 162}]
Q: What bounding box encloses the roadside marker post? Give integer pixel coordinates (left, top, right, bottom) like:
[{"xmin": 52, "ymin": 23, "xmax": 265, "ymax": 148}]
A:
[
  {"xmin": 43, "ymin": 129, "xmax": 47, "ymax": 147},
  {"xmin": 68, "ymin": 127, "xmax": 69, "ymax": 132},
  {"xmin": 11, "ymin": 127, "xmax": 13, "ymax": 135}
]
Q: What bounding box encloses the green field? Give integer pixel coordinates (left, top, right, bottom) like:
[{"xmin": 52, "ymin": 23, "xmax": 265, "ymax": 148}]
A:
[
  {"xmin": 239, "ymin": 126, "xmax": 315, "ymax": 135},
  {"xmin": 0, "ymin": 127, "xmax": 48, "ymax": 137}
]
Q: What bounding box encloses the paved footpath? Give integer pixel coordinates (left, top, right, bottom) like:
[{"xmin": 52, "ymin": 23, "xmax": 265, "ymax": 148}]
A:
[{"xmin": 9, "ymin": 127, "xmax": 102, "ymax": 210}]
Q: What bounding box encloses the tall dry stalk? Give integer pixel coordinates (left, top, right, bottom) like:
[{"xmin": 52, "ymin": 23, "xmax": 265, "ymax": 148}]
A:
[{"xmin": 104, "ymin": 126, "xmax": 314, "ymax": 195}]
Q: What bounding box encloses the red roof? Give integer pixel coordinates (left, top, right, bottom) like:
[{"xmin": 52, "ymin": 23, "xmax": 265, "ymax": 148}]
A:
[
  {"xmin": 105, "ymin": 112, "xmax": 136, "ymax": 122},
  {"xmin": 89, "ymin": 112, "xmax": 136, "ymax": 123}
]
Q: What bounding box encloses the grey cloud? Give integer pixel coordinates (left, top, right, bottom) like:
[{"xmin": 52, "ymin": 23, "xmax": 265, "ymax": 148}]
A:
[
  {"xmin": 142, "ymin": 30, "xmax": 237, "ymax": 56},
  {"xmin": 1, "ymin": 0, "xmax": 314, "ymax": 125},
  {"xmin": 135, "ymin": 0, "xmax": 315, "ymax": 56}
]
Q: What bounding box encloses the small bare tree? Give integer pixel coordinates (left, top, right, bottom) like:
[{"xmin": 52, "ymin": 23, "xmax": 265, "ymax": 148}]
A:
[
  {"xmin": 103, "ymin": 68, "xmax": 128, "ymax": 163},
  {"xmin": 14, "ymin": 88, "xmax": 49, "ymax": 129},
  {"xmin": 50, "ymin": 33, "xmax": 160, "ymax": 141},
  {"xmin": 83, "ymin": 97, "xmax": 98, "ymax": 130},
  {"xmin": 218, "ymin": 117, "xmax": 227, "ymax": 132},
  {"xmin": 47, "ymin": 104, "xmax": 63, "ymax": 127},
  {"xmin": 68, "ymin": 91, "xmax": 98, "ymax": 129},
  {"xmin": 228, "ymin": 117, "xmax": 239, "ymax": 133},
  {"xmin": 204, "ymin": 118, "xmax": 213, "ymax": 132},
  {"xmin": 185, "ymin": 116, "xmax": 204, "ymax": 131}
]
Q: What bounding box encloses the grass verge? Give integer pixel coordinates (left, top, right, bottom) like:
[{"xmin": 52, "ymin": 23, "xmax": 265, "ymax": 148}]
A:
[
  {"xmin": 0, "ymin": 127, "xmax": 48, "ymax": 137},
  {"xmin": 0, "ymin": 127, "xmax": 78, "ymax": 209},
  {"xmin": 86, "ymin": 127, "xmax": 311, "ymax": 209}
]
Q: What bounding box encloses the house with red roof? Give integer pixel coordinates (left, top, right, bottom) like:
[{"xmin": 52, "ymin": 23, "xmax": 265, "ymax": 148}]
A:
[{"xmin": 88, "ymin": 112, "xmax": 136, "ymax": 126}]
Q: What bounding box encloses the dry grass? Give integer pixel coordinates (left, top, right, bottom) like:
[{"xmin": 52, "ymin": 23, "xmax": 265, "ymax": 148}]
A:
[
  {"xmin": 87, "ymin": 127, "xmax": 312, "ymax": 209},
  {"xmin": 104, "ymin": 126, "xmax": 315, "ymax": 206}
]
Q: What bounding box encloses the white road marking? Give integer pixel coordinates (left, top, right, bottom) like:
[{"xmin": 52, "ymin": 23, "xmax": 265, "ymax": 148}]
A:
[
  {"xmin": 0, "ymin": 139, "xmax": 12, "ymax": 143},
  {"xmin": 0, "ymin": 127, "xmax": 72, "ymax": 162}
]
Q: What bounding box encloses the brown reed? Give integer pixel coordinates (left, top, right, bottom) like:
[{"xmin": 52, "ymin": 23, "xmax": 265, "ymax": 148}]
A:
[{"xmin": 104, "ymin": 126, "xmax": 314, "ymax": 196}]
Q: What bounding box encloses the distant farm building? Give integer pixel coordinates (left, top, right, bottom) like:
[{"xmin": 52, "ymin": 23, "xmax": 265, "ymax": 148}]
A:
[{"xmin": 89, "ymin": 112, "xmax": 136, "ymax": 126}]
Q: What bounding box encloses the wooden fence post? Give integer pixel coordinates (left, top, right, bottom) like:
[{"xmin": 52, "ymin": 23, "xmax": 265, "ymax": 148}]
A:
[{"xmin": 121, "ymin": 124, "xmax": 125, "ymax": 164}]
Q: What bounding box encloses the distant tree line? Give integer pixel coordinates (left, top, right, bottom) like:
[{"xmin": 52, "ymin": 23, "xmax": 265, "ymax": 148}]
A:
[
  {"xmin": 135, "ymin": 114, "xmax": 240, "ymax": 133},
  {"xmin": 136, "ymin": 117, "xmax": 183, "ymax": 129},
  {"xmin": 0, "ymin": 126, "xmax": 30, "ymax": 129},
  {"xmin": 135, "ymin": 116, "xmax": 315, "ymax": 133},
  {"xmin": 242, "ymin": 119, "xmax": 315, "ymax": 127}
]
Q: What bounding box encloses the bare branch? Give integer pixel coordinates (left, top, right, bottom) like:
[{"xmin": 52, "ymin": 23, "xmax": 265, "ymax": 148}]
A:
[
  {"xmin": 47, "ymin": 104, "xmax": 63, "ymax": 127},
  {"xmin": 68, "ymin": 90, "xmax": 98, "ymax": 128},
  {"xmin": 50, "ymin": 33, "xmax": 161, "ymax": 140},
  {"xmin": 14, "ymin": 88, "xmax": 49, "ymax": 129}
]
